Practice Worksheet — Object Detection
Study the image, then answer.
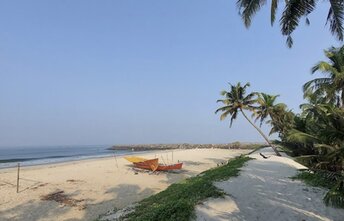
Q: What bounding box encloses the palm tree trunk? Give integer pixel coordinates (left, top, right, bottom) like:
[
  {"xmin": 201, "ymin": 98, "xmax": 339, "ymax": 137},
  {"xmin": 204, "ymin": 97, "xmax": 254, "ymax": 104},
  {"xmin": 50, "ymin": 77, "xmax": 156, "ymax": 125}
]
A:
[
  {"xmin": 341, "ymin": 89, "xmax": 344, "ymax": 108},
  {"xmin": 240, "ymin": 108, "xmax": 281, "ymax": 156}
]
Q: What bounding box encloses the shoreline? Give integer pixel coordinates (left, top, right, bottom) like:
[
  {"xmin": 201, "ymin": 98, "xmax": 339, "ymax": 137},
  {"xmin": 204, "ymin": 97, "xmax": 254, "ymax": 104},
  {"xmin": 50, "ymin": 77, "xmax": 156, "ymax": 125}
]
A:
[
  {"xmin": 0, "ymin": 148, "xmax": 248, "ymax": 221},
  {"xmin": 0, "ymin": 143, "xmax": 263, "ymax": 170},
  {"xmin": 0, "ymin": 149, "xmax": 179, "ymax": 172}
]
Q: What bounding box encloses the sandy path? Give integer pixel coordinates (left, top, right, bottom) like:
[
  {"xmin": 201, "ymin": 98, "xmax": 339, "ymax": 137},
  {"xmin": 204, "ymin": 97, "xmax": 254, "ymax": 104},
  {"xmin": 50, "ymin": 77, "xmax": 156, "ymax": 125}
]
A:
[
  {"xmin": 196, "ymin": 148, "xmax": 344, "ymax": 221},
  {"xmin": 0, "ymin": 148, "xmax": 247, "ymax": 221}
]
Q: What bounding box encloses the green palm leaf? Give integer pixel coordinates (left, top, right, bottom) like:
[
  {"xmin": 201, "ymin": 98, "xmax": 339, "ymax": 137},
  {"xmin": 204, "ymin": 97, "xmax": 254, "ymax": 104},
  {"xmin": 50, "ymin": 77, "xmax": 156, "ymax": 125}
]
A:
[
  {"xmin": 280, "ymin": 0, "xmax": 316, "ymax": 47},
  {"xmin": 327, "ymin": 0, "xmax": 344, "ymax": 41},
  {"xmin": 236, "ymin": 0, "xmax": 344, "ymax": 47}
]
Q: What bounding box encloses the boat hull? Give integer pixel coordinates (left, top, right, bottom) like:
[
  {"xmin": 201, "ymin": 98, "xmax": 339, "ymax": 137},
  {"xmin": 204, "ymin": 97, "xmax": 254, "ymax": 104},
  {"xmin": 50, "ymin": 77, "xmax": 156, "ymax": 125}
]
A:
[
  {"xmin": 129, "ymin": 156, "xmax": 183, "ymax": 171},
  {"xmin": 133, "ymin": 158, "xmax": 159, "ymax": 171},
  {"xmin": 156, "ymin": 163, "xmax": 183, "ymax": 171}
]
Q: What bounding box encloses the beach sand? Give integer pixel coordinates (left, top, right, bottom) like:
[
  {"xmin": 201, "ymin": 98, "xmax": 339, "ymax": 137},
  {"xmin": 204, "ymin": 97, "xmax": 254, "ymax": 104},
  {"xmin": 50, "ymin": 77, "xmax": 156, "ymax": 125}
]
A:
[
  {"xmin": 0, "ymin": 148, "xmax": 247, "ymax": 221},
  {"xmin": 195, "ymin": 148, "xmax": 344, "ymax": 221}
]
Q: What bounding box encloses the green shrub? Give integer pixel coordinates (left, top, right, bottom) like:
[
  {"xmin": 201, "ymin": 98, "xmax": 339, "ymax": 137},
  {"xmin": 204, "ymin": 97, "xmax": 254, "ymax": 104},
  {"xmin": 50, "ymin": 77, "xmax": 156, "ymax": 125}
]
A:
[{"xmin": 124, "ymin": 156, "xmax": 251, "ymax": 221}]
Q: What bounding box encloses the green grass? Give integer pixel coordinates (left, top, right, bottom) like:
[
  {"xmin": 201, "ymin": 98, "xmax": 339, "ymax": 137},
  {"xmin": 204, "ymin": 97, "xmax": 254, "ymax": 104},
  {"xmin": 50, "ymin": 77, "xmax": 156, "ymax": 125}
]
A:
[
  {"xmin": 293, "ymin": 170, "xmax": 344, "ymax": 208},
  {"xmin": 122, "ymin": 156, "xmax": 251, "ymax": 221},
  {"xmin": 293, "ymin": 170, "xmax": 336, "ymax": 189}
]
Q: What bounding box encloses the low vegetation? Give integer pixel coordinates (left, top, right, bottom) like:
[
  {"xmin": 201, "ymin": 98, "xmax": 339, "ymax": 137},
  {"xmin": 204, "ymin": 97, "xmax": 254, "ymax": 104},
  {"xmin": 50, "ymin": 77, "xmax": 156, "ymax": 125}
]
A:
[
  {"xmin": 122, "ymin": 156, "xmax": 251, "ymax": 221},
  {"xmin": 293, "ymin": 170, "xmax": 344, "ymax": 208}
]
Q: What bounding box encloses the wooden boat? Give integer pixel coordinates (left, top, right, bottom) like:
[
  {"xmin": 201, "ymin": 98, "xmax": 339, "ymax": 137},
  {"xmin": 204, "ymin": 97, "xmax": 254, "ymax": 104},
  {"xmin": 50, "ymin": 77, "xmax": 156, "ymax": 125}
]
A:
[
  {"xmin": 133, "ymin": 158, "xmax": 159, "ymax": 171},
  {"xmin": 126, "ymin": 156, "xmax": 183, "ymax": 172},
  {"xmin": 124, "ymin": 156, "xmax": 147, "ymax": 163},
  {"xmin": 156, "ymin": 162, "xmax": 183, "ymax": 171}
]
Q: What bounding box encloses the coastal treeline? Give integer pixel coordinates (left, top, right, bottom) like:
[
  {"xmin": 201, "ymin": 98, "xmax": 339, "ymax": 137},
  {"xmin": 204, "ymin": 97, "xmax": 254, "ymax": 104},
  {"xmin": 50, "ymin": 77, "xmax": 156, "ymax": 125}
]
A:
[{"xmin": 216, "ymin": 45, "xmax": 344, "ymax": 207}]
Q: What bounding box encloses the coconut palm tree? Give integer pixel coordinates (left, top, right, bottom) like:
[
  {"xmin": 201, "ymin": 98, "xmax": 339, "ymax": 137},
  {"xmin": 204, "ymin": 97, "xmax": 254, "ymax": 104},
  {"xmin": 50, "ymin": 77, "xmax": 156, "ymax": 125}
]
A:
[
  {"xmin": 288, "ymin": 103, "xmax": 344, "ymax": 160},
  {"xmin": 254, "ymin": 93, "xmax": 283, "ymax": 126},
  {"xmin": 215, "ymin": 82, "xmax": 281, "ymax": 156},
  {"xmin": 236, "ymin": 0, "xmax": 344, "ymax": 47},
  {"xmin": 268, "ymin": 107, "xmax": 295, "ymax": 140},
  {"xmin": 253, "ymin": 93, "xmax": 294, "ymax": 140},
  {"xmin": 303, "ymin": 46, "xmax": 344, "ymax": 108}
]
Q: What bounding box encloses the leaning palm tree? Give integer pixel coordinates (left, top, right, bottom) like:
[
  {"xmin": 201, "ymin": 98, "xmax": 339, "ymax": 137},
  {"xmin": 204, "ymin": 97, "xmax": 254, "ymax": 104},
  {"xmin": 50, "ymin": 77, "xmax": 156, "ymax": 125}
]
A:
[
  {"xmin": 254, "ymin": 93, "xmax": 294, "ymax": 140},
  {"xmin": 268, "ymin": 106, "xmax": 295, "ymax": 140},
  {"xmin": 215, "ymin": 82, "xmax": 281, "ymax": 156},
  {"xmin": 303, "ymin": 45, "xmax": 344, "ymax": 108},
  {"xmin": 236, "ymin": 0, "xmax": 344, "ymax": 47},
  {"xmin": 254, "ymin": 93, "xmax": 284, "ymax": 126}
]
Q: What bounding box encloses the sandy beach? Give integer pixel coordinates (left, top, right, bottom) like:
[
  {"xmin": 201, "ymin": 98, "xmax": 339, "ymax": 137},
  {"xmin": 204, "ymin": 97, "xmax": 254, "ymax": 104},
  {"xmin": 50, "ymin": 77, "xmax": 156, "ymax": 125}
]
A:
[
  {"xmin": 195, "ymin": 148, "xmax": 344, "ymax": 221},
  {"xmin": 0, "ymin": 148, "xmax": 247, "ymax": 221}
]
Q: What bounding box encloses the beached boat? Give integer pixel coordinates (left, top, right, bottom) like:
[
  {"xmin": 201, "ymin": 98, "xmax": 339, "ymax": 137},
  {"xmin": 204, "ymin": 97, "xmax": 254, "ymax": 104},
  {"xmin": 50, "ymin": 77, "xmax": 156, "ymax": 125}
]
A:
[
  {"xmin": 126, "ymin": 156, "xmax": 183, "ymax": 171},
  {"xmin": 156, "ymin": 162, "xmax": 183, "ymax": 171},
  {"xmin": 124, "ymin": 156, "xmax": 148, "ymax": 163},
  {"xmin": 133, "ymin": 158, "xmax": 159, "ymax": 171}
]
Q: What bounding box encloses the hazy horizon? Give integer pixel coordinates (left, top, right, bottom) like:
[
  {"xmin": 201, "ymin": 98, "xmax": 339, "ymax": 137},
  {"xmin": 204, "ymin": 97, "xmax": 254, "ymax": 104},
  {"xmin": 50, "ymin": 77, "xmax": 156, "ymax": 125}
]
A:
[
  {"xmin": 0, "ymin": 140, "xmax": 268, "ymax": 148},
  {"xmin": 0, "ymin": 1, "xmax": 340, "ymax": 147}
]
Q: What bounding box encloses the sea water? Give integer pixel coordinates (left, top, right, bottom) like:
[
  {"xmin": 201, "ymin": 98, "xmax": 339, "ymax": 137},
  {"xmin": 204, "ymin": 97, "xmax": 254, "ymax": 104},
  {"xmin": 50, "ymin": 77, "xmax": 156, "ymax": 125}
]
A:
[{"xmin": 0, "ymin": 145, "xmax": 131, "ymax": 169}]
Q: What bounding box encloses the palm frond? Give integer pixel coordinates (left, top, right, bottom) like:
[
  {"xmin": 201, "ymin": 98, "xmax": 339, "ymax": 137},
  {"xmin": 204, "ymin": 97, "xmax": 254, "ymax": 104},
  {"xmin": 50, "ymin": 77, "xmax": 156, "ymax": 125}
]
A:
[
  {"xmin": 286, "ymin": 35, "xmax": 293, "ymax": 48},
  {"xmin": 269, "ymin": 125, "xmax": 280, "ymax": 135},
  {"xmin": 280, "ymin": 0, "xmax": 316, "ymax": 47},
  {"xmin": 303, "ymin": 77, "xmax": 332, "ymax": 93},
  {"xmin": 287, "ymin": 129, "xmax": 320, "ymax": 144},
  {"xmin": 220, "ymin": 90, "xmax": 228, "ymax": 96},
  {"xmin": 219, "ymin": 110, "xmax": 232, "ymax": 121},
  {"xmin": 324, "ymin": 181, "xmax": 344, "ymax": 208},
  {"xmin": 314, "ymin": 144, "xmax": 338, "ymax": 154},
  {"xmin": 311, "ymin": 61, "xmax": 339, "ymax": 75},
  {"xmin": 271, "ymin": 0, "xmax": 278, "ymax": 26},
  {"xmin": 230, "ymin": 110, "xmax": 238, "ymax": 127},
  {"xmin": 327, "ymin": 0, "xmax": 344, "ymax": 41},
  {"xmin": 215, "ymin": 105, "xmax": 233, "ymax": 114},
  {"xmin": 237, "ymin": 0, "xmax": 266, "ymax": 27},
  {"xmin": 216, "ymin": 99, "xmax": 226, "ymax": 103}
]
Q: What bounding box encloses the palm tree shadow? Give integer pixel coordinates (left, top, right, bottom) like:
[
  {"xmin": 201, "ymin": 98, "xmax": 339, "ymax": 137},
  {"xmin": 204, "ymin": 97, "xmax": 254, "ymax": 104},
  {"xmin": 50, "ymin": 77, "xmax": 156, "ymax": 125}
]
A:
[
  {"xmin": 79, "ymin": 184, "xmax": 157, "ymax": 221},
  {"xmin": 198, "ymin": 159, "xmax": 344, "ymax": 221},
  {"xmin": 1, "ymin": 190, "xmax": 76, "ymax": 221},
  {"xmin": 204, "ymin": 157, "xmax": 230, "ymax": 165},
  {"xmin": 0, "ymin": 184, "xmax": 157, "ymax": 221}
]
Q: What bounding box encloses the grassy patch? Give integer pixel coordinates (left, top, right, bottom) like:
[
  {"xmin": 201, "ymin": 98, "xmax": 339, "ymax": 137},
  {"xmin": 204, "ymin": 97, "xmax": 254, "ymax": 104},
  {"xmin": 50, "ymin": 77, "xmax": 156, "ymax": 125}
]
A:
[
  {"xmin": 123, "ymin": 156, "xmax": 251, "ymax": 221},
  {"xmin": 293, "ymin": 170, "xmax": 336, "ymax": 189},
  {"xmin": 293, "ymin": 170, "xmax": 344, "ymax": 208}
]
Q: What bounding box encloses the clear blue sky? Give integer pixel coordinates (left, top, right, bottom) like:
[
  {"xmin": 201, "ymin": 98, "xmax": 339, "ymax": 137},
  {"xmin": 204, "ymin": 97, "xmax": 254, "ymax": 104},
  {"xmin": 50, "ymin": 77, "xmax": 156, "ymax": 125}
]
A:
[{"xmin": 0, "ymin": 1, "xmax": 340, "ymax": 147}]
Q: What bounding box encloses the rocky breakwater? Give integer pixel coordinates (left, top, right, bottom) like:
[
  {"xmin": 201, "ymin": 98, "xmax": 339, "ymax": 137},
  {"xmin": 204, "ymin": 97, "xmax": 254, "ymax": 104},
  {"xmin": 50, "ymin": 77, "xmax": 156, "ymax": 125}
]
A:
[{"xmin": 108, "ymin": 142, "xmax": 265, "ymax": 151}]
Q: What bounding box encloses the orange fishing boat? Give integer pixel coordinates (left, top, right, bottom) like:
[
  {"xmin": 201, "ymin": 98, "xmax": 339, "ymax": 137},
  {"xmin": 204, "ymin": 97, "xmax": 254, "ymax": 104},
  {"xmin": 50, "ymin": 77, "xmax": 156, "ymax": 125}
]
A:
[
  {"xmin": 133, "ymin": 158, "xmax": 159, "ymax": 171},
  {"xmin": 156, "ymin": 162, "xmax": 183, "ymax": 171},
  {"xmin": 127, "ymin": 156, "xmax": 183, "ymax": 172}
]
